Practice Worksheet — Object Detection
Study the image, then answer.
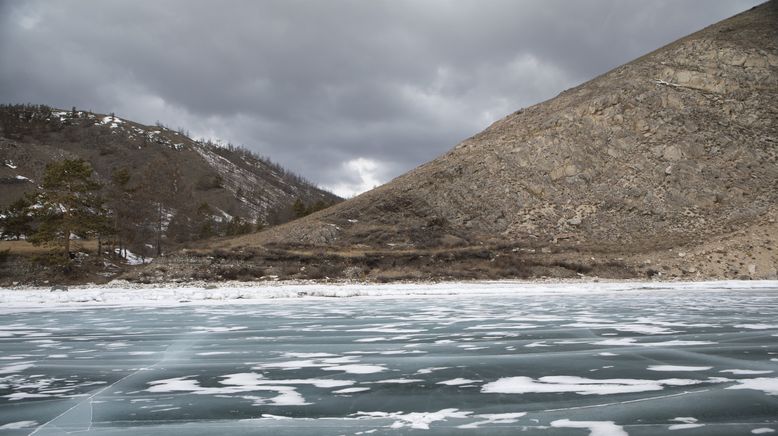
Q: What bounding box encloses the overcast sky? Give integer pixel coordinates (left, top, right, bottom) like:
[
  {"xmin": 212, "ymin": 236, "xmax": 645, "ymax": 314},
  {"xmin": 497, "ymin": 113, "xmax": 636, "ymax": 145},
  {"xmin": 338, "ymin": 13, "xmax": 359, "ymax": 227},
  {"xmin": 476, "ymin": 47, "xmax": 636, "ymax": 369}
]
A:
[{"xmin": 0, "ymin": 0, "xmax": 762, "ymax": 197}]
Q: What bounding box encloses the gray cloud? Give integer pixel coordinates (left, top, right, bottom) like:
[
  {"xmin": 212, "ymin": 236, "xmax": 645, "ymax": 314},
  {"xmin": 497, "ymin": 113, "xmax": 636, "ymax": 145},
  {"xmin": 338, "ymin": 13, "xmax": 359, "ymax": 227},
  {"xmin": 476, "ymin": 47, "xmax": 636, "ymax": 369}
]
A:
[{"xmin": 0, "ymin": 0, "xmax": 762, "ymax": 196}]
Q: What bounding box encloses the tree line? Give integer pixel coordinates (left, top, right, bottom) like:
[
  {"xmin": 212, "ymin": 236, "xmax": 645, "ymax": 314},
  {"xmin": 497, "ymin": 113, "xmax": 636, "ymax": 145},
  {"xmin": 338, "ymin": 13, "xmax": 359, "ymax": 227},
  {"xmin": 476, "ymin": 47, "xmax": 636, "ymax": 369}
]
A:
[{"xmin": 0, "ymin": 159, "xmax": 262, "ymax": 266}]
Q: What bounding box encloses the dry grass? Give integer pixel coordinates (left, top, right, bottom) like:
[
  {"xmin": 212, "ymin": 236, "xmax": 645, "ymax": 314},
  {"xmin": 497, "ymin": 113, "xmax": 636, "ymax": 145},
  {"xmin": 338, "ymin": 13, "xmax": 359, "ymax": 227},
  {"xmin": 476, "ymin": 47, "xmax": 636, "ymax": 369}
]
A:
[{"xmin": 0, "ymin": 240, "xmax": 98, "ymax": 254}]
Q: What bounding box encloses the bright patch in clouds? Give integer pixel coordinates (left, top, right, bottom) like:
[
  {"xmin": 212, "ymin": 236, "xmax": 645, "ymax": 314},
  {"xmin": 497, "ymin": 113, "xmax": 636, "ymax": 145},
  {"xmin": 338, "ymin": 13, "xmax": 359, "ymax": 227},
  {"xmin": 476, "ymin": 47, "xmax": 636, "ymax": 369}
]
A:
[{"xmin": 325, "ymin": 158, "xmax": 386, "ymax": 198}]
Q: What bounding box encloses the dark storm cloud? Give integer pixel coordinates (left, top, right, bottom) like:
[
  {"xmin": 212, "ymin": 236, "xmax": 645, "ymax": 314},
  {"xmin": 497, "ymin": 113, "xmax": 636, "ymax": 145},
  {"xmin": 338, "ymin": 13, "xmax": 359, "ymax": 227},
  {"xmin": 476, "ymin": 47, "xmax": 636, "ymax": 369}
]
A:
[{"xmin": 0, "ymin": 0, "xmax": 762, "ymax": 196}]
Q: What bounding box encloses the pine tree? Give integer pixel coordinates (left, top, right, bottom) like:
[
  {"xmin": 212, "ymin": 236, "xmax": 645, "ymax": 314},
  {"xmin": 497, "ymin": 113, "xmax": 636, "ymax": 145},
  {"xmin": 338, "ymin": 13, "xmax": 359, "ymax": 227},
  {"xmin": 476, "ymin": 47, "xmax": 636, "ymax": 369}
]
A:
[
  {"xmin": 0, "ymin": 197, "xmax": 33, "ymax": 240},
  {"xmin": 225, "ymin": 216, "xmax": 253, "ymax": 236},
  {"xmin": 107, "ymin": 167, "xmax": 139, "ymax": 259},
  {"xmin": 28, "ymin": 159, "xmax": 109, "ymax": 262},
  {"xmin": 292, "ymin": 198, "xmax": 307, "ymax": 218},
  {"xmin": 196, "ymin": 202, "xmax": 216, "ymax": 239},
  {"xmin": 308, "ymin": 200, "xmax": 329, "ymax": 214},
  {"xmin": 138, "ymin": 158, "xmax": 178, "ymax": 256}
]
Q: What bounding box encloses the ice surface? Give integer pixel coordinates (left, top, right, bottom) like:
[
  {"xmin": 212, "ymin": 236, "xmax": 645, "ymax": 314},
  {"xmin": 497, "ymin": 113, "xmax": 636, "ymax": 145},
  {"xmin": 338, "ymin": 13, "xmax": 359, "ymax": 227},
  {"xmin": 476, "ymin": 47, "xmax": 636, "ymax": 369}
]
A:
[{"xmin": 1, "ymin": 281, "xmax": 777, "ymax": 434}]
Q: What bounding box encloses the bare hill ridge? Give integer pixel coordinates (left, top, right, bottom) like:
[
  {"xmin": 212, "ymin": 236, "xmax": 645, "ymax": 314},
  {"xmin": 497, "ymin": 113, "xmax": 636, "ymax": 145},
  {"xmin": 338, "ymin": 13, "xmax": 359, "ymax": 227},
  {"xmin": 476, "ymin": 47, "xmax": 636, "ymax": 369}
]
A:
[{"xmin": 144, "ymin": 2, "xmax": 777, "ymax": 282}]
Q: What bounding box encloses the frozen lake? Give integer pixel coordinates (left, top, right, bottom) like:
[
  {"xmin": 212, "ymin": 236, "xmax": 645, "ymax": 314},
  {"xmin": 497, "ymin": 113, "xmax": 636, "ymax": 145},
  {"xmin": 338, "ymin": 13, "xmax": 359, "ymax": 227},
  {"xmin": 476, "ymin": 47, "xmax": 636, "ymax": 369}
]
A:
[{"xmin": 0, "ymin": 282, "xmax": 777, "ymax": 435}]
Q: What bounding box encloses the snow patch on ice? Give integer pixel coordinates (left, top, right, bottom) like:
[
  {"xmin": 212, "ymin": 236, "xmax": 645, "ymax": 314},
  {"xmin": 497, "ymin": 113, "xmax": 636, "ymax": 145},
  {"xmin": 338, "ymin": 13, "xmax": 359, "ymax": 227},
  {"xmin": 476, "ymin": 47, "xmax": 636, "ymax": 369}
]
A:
[
  {"xmin": 347, "ymin": 327, "xmax": 424, "ymax": 333},
  {"xmin": 192, "ymin": 326, "xmax": 247, "ymax": 333},
  {"xmin": 437, "ymin": 378, "xmax": 482, "ymax": 386},
  {"xmin": 0, "ymin": 362, "xmax": 34, "ymax": 374},
  {"xmin": 613, "ymin": 324, "xmax": 680, "ymax": 335},
  {"xmin": 565, "ymin": 322, "xmax": 678, "ymax": 335},
  {"xmin": 373, "ymin": 378, "xmax": 424, "ymax": 384},
  {"xmin": 282, "ymin": 352, "xmax": 337, "ymax": 358},
  {"xmin": 416, "ymin": 367, "xmax": 450, "ymax": 375},
  {"xmin": 322, "ymin": 364, "xmax": 386, "ymax": 374},
  {"xmin": 726, "ymin": 378, "xmax": 778, "ymax": 395},
  {"xmin": 333, "ymin": 387, "xmax": 370, "ymax": 394},
  {"xmin": 145, "ymin": 372, "xmax": 353, "ymax": 406},
  {"xmin": 379, "ymin": 349, "xmax": 426, "ymax": 355},
  {"xmin": 668, "ymin": 417, "xmax": 704, "ymax": 430},
  {"xmin": 255, "ymin": 355, "xmax": 386, "ymax": 374},
  {"xmin": 0, "ymin": 421, "xmax": 38, "ymax": 430},
  {"xmin": 720, "ymin": 369, "xmax": 773, "ymax": 375},
  {"xmin": 457, "ymin": 412, "xmax": 527, "ymax": 429},
  {"xmin": 355, "ymin": 337, "xmax": 389, "ymax": 343},
  {"xmin": 735, "ymin": 324, "xmax": 778, "ymax": 330},
  {"xmin": 669, "ymin": 423, "xmax": 705, "ymax": 430},
  {"xmin": 648, "ymin": 365, "xmax": 712, "ymax": 372},
  {"xmin": 594, "ymin": 338, "xmax": 716, "ymax": 347},
  {"xmin": 550, "ymin": 419, "xmax": 628, "ymax": 436},
  {"xmin": 481, "ymin": 375, "xmax": 712, "ymax": 395},
  {"xmin": 466, "ymin": 323, "xmax": 537, "ymax": 330},
  {"xmin": 525, "ymin": 341, "xmax": 550, "ymax": 348},
  {"xmin": 5, "ymin": 392, "xmax": 51, "ymax": 400},
  {"xmin": 352, "ymin": 409, "xmax": 472, "ymax": 430}
]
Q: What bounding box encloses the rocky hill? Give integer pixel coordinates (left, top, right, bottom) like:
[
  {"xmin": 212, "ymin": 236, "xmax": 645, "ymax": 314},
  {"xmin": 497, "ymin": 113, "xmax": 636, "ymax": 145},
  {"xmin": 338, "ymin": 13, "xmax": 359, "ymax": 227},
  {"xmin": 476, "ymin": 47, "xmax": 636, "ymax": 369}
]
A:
[
  {"xmin": 0, "ymin": 105, "xmax": 339, "ymax": 247},
  {"xmin": 148, "ymin": 1, "xmax": 778, "ymax": 283}
]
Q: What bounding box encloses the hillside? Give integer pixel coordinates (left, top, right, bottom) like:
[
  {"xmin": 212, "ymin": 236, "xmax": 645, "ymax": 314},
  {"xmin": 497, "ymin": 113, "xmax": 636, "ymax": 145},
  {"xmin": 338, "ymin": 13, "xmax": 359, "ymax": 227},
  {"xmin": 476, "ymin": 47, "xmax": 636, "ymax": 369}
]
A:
[
  {"xmin": 145, "ymin": 1, "xmax": 778, "ymax": 282},
  {"xmin": 0, "ymin": 105, "xmax": 339, "ymax": 247}
]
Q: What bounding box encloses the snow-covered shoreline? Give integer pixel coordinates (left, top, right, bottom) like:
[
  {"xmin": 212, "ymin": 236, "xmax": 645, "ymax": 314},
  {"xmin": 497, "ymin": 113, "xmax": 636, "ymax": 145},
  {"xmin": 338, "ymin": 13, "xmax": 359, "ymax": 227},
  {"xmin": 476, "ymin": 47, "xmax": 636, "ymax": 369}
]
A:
[{"xmin": 0, "ymin": 280, "xmax": 776, "ymax": 309}]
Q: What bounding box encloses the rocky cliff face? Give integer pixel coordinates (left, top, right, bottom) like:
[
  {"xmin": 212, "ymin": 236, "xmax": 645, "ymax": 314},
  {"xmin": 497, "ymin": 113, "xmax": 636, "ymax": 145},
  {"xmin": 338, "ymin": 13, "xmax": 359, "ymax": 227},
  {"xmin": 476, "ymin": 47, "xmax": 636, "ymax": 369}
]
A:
[{"xmin": 187, "ymin": 2, "xmax": 778, "ymax": 281}]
